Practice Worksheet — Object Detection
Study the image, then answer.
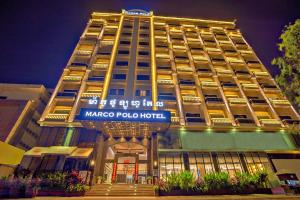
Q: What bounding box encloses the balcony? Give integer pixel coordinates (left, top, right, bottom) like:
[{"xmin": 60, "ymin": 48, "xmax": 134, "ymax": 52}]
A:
[
  {"xmin": 179, "ymin": 80, "xmax": 195, "ymax": 87},
  {"xmin": 85, "ymin": 32, "xmax": 100, "ymax": 38},
  {"xmin": 192, "ymin": 55, "xmax": 208, "ymax": 61},
  {"xmin": 201, "ymin": 81, "xmax": 218, "ymax": 88},
  {"xmin": 45, "ymin": 113, "xmax": 69, "ymax": 121},
  {"xmin": 211, "ymin": 118, "xmax": 232, "ymax": 126},
  {"xmin": 197, "ymin": 68, "xmax": 212, "ymax": 75},
  {"xmin": 261, "ymin": 84, "xmax": 278, "ymax": 91},
  {"xmin": 177, "ymin": 66, "xmax": 193, "ymax": 73},
  {"xmin": 228, "ymin": 98, "xmax": 247, "ymax": 105},
  {"xmin": 63, "ymin": 75, "xmax": 82, "ymax": 82},
  {"xmin": 269, "ymin": 99, "xmax": 291, "ymax": 107},
  {"xmin": 182, "ymin": 96, "xmax": 201, "ymax": 103},
  {"xmin": 280, "ymin": 116, "xmax": 300, "ymax": 125},
  {"xmin": 260, "ymin": 119, "xmax": 281, "ymax": 127},
  {"xmin": 68, "ymin": 63, "xmax": 88, "ymax": 70},
  {"xmin": 156, "ymin": 53, "xmax": 170, "ymax": 59}
]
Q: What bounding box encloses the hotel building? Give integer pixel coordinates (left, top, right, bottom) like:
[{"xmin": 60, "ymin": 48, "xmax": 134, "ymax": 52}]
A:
[{"xmin": 23, "ymin": 9, "xmax": 300, "ymax": 185}]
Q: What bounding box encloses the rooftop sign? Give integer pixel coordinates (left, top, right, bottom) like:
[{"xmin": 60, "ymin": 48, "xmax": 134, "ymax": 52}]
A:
[
  {"xmin": 124, "ymin": 9, "xmax": 151, "ymax": 16},
  {"xmin": 76, "ymin": 109, "xmax": 171, "ymax": 123}
]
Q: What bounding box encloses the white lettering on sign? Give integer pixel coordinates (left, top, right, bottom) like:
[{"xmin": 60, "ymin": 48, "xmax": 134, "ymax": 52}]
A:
[
  {"xmin": 88, "ymin": 97, "xmax": 164, "ymax": 109},
  {"xmin": 124, "ymin": 9, "xmax": 150, "ymax": 16}
]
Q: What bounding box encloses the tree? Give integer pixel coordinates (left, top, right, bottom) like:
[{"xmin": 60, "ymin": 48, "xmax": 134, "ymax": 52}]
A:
[{"xmin": 272, "ymin": 19, "xmax": 300, "ymax": 112}]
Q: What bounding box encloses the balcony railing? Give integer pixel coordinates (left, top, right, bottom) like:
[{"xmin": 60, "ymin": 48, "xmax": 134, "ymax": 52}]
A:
[
  {"xmin": 182, "ymin": 96, "xmax": 201, "ymax": 103},
  {"xmin": 201, "ymin": 81, "xmax": 218, "ymax": 88},
  {"xmin": 211, "ymin": 118, "xmax": 232, "ymax": 126},
  {"xmin": 260, "ymin": 119, "xmax": 281, "ymax": 126},
  {"xmin": 221, "ymin": 82, "xmax": 237, "ymax": 88},
  {"xmin": 68, "ymin": 63, "xmax": 88, "ymax": 70},
  {"xmin": 45, "ymin": 113, "xmax": 69, "ymax": 121},
  {"xmin": 76, "ymin": 50, "xmax": 93, "ymax": 56},
  {"xmin": 92, "ymin": 63, "xmax": 109, "ymax": 70},
  {"xmin": 234, "ymin": 70, "xmax": 251, "ymax": 77},
  {"xmin": 215, "ymin": 69, "xmax": 232, "ymax": 75},
  {"xmin": 87, "ymin": 77, "xmax": 105, "ymax": 82},
  {"xmin": 253, "ymin": 71, "xmax": 269, "ymax": 77},
  {"xmin": 228, "ymin": 98, "xmax": 247, "ymax": 105},
  {"xmin": 269, "ymin": 99, "xmax": 291, "ymax": 106},
  {"xmin": 157, "ymin": 79, "xmax": 173, "ymax": 85},
  {"xmin": 81, "ymin": 92, "xmax": 102, "ymax": 98},
  {"xmin": 63, "ymin": 75, "xmax": 82, "ymax": 82},
  {"xmin": 197, "ymin": 68, "xmax": 212, "ymax": 74},
  {"xmin": 241, "ymin": 83, "xmax": 259, "ymax": 89}
]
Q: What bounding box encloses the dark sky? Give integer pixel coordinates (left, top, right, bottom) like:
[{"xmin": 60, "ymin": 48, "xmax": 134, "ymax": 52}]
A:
[{"xmin": 0, "ymin": 0, "xmax": 299, "ymax": 89}]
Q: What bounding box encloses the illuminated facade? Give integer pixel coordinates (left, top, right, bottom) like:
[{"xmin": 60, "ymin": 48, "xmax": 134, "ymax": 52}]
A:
[{"xmin": 24, "ymin": 10, "xmax": 300, "ymax": 184}]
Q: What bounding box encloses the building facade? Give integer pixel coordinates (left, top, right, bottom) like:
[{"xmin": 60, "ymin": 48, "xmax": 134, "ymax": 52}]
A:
[
  {"xmin": 25, "ymin": 9, "xmax": 300, "ymax": 184},
  {"xmin": 0, "ymin": 83, "xmax": 49, "ymax": 176}
]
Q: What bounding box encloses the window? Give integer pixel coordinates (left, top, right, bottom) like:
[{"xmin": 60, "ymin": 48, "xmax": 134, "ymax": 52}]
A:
[
  {"xmin": 244, "ymin": 152, "xmax": 270, "ymax": 174},
  {"xmin": 122, "ymin": 32, "xmax": 131, "ymax": 36},
  {"xmin": 118, "ymin": 50, "xmax": 129, "ymax": 55},
  {"xmin": 123, "ymin": 25, "xmax": 133, "ymax": 28},
  {"xmin": 0, "ymin": 96, "xmax": 7, "ymax": 99},
  {"xmin": 116, "ymin": 61, "xmax": 128, "ymax": 67},
  {"xmin": 109, "ymin": 89, "xmax": 125, "ymax": 96},
  {"xmin": 189, "ymin": 153, "xmax": 215, "ymax": 178},
  {"xmin": 159, "ymin": 153, "xmax": 184, "ymax": 178},
  {"xmin": 136, "ymin": 90, "xmax": 151, "ymax": 97},
  {"xmin": 120, "ymin": 40, "xmax": 131, "ymax": 45},
  {"xmin": 139, "ymin": 51, "xmax": 149, "ymax": 56},
  {"xmin": 138, "ymin": 62, "xmax": 149, "ymax": 68},
  {"xmin": 137, "ymin": 75, "xmax": 150, "ymax": 80},
  {"xmin": 140, "ymin": 33, "xmax": 149, "ymax": 37},
  {"xmin": 139, "ymin": 41, "xmax": 149, "ymax": 46},
  {"xmin": 217, "ymin": 153, "xmax": 243, "ymax": 177},
  {"xmin": 113, "ymin": 74, "xmax": 126, "ymax": 80}
]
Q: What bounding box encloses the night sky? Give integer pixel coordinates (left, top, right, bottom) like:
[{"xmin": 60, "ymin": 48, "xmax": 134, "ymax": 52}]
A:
[{"xmin": 0, "ymin": 0, "xmax": 299, "ymax": 89}]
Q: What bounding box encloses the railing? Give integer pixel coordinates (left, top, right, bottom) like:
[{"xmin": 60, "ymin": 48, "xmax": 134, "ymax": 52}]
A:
[
  {"xmin": 241, "ymin": 83, "xmax": 259, "ymax": 89},
  {"xmin": 92, "ymin": 63, "xmax": 109, "ymax": 70},
  {"xmin": 228, "ymin": 98, "xmax": 247, "ymax": 105},
  {"xmin": 186, "ymin": 117, "xmax": 205, "ymax": 123},
  {"xmin": 77, "ymin": 50, "xmax": 93, "ymax": 56},
  {"xmin": 201, "ymin": 81, "xmax": 218, "ymax": 88},
  {"xmin": 171, "ymin": 117, "xmax": 180, "ymax": 123},
  {"xmin": 182, "ymin": 96, "xmax": 201, "ymax": 103},
  {"xmin": 63, "ymin": 75, "xmax": 82, "ymax": 82},
  {"xmin": 81, "ymin": 92, "xmax": 102, "ymax": 98},
  {"xmin": 253, "ymin": 71, "xmax": 269, "ymax": 77},
  {"xmin": 235, "ymin": 118, "xmax": 255, "ymax": 125},
  {"xmin": 269, "ymin": 99, "xmax": 291, "ymax": 106},
  {"xmin": 211, "ymin": 118, "xmax": 232, "ymax": 126},
  {"xmin": 45, "ymin": 113, "xmax": 69, "ymax": 120},
  {"xmin": 260, "ymin": 119, "xmax": 281, "ymax": 126},
  {"xmin": 249, "ymin": 99, "xmax": 267, "ymax": 104},
  {"xmin": 157, "ymin": 79, "xmax": 173, "ymax": 85},
  {"xmin": 205, "ymin": 97, "xmax": 223, "ymax": 103}
]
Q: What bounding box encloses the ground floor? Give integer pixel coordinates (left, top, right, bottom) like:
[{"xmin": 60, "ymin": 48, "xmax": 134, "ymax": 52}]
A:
[
  {"xmin": 19, "ymin": 127, "xmax": 300, "ymax": 186},
  {"xmin": 9, "ymin": 194, "xmax": 300, "ymax": 200}
]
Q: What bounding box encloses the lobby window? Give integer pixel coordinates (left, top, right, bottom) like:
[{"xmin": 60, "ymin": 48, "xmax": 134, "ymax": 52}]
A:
[
  {"xmin": 109, "ymin": 89, "xmax": 125, "ymax": 96},
  {"xmin": 135, "ymin": 89, "xmax": 151, "ymax": 97},
  {"xmin": 244, "ymin": 152, "xmax": 270, "ymax": 174},
  {"xmin": 159, "ymin": 153, "xmax": 184, "ymax": 178},
  {"xmin": 113, "ymin": 74, "xmax": 126, "ymax": 80},
  {"xmin": 137, "ymin": 62, "xmax": 149, "ymax": 68},
  {"xmin": 189, "ymin": 153, "xmax": 215, "ymax": 178},
  {"xmin": 137, "ymin": 75, "xmax": 150, "ymax": 81},
  {"xmin": 217, "ymin": 153, "xmax": 243, "ymax": 177}
]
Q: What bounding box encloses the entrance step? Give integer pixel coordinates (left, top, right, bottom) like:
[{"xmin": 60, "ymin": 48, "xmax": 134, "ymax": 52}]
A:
[{"xmin": 85, "ymin": 184, "xmax": 155, "ymax": 196}]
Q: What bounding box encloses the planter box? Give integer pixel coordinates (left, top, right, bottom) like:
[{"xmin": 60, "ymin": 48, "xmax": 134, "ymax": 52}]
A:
[
  {"xmin": 0, "ymin": 187, "xmax": 9, "ymax": 198},
  {"xmin": 38, "ymin": 189, "xmax": 65, "ymax": 196},
  {"xmin": 65, "ymin": 191, "xmax": 85, "ymax": 196},
  {"xmin": 9, "ymin": 187, "xmax": 26, "ymax": 198}
]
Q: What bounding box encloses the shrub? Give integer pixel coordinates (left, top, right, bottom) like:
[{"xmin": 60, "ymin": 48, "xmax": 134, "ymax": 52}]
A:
[
  {"xmin": 178, "ymin": 171, "xmax": 195, "ymax": 191},
  {"xmin": 166, "ymin": 172, "xmax": 180, "ymax": 190},
  {"xmin": 204, "ymin": 172, "xmax": 229, "ymax": 190}
]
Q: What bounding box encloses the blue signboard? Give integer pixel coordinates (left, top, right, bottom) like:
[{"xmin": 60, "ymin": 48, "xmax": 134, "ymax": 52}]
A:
[{"xmin": 76, "ymin": 109, "xmax": 171, "ymax": 123}]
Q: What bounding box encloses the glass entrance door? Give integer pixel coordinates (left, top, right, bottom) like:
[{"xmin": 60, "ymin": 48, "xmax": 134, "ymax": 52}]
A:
[{"xmin": 116, "ymin": 156, "xmax": 137, "ymax": 183}]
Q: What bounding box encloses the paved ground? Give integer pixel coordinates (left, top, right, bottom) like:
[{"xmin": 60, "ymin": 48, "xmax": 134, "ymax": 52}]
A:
[{"xmin": 8, "ymin": 194, "xmax": 300, "ymax": 200}]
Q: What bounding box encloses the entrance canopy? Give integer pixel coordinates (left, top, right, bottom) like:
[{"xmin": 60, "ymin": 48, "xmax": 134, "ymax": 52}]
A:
[{"xmin": 24, "ymin": 146, "xmax": 93, "ymax": 158}]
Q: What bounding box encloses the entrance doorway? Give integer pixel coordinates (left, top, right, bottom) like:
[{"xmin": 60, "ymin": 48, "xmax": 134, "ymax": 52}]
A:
[{"xmin": 103, "ymin": 142, "xmax": 148, "ymax": 184}]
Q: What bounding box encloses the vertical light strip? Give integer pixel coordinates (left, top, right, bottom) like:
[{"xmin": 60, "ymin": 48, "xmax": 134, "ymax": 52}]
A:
[
  {"xmin": 100, "ymin": 11, "xmax": 125, "ymax": 103},
  {"xmin": 63, "ymin": 128, "xmax": 74, "ymax": 146},
  {"xmin": 150, "ymin": 12, "xmax": 158, "ymax": 110}
]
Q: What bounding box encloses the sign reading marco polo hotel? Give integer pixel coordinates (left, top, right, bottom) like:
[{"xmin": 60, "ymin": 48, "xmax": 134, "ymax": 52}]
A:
[{"xmin": 77, "ymin": 109, "xmax": 171, "ymax": 123}]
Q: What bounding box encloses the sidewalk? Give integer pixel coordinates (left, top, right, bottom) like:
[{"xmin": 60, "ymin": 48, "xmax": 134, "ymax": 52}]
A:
[{"xmin": 10, "ymin": 194, "xmax": 300, "ymax": 200}]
